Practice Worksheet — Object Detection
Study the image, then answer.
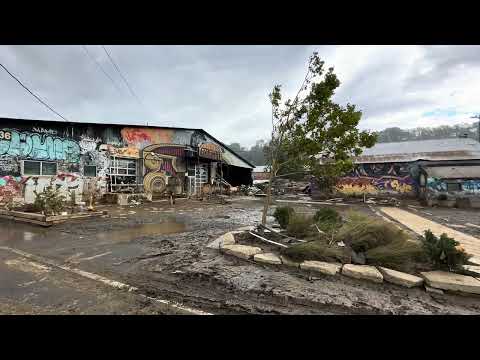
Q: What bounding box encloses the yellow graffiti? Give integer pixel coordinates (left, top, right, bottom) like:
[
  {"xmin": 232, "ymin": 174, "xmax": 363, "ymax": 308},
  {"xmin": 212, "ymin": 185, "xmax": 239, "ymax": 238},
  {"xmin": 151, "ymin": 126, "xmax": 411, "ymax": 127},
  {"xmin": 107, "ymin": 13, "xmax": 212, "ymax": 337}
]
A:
[
  {"xmin": 389, "ymin": 179, "xmax": 413, "ymax": 193},
  {"xmin": 335, "ymin": 184, "xmax": 378, "ymax": 196}
]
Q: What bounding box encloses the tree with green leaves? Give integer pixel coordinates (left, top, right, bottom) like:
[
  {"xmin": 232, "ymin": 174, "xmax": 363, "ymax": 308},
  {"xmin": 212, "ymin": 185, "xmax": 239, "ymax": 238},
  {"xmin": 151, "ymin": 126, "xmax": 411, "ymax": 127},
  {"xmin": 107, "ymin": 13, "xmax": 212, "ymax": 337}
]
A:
[{"xmin": 261, "ymin": 52, "xmax": 377, "ymax": 225}]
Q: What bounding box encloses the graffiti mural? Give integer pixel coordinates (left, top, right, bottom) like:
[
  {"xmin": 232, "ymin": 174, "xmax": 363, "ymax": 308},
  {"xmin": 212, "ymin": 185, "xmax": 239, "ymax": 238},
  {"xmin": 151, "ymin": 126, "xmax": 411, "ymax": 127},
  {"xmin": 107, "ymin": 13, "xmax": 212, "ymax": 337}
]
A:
[
  {"xmin": 0, "ymin": 155, "xmax": 20, "ymax": 176},
  {"xmin": 335, "ymin": 163, "xmax": 417, "ymax": 197},
  {"xmin": 426, "ymin": 177, "xmax": 480, "ymax": 196},
  {"xmin": 121, "ymin": 127, "xmax": 175, "ymax": 148},
  {"xmin": 0, "ymin": 175, "xmax": 27, "ymax": 203},
  {"xmin": 0, "ymin": 129, "xmax": 80, "ymax": 162},
  {"xmin": 142, "ymin": 144, "xmax": 185, "ymax": 195}
]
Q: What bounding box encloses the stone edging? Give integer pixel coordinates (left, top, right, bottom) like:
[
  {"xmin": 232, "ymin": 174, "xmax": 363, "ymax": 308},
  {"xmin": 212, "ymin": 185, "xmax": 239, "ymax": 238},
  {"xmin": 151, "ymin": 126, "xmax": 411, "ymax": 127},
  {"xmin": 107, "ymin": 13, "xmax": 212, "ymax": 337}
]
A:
[{"xmin": 207, "ymin": 229, "xmax": 480, "ymax": 296}]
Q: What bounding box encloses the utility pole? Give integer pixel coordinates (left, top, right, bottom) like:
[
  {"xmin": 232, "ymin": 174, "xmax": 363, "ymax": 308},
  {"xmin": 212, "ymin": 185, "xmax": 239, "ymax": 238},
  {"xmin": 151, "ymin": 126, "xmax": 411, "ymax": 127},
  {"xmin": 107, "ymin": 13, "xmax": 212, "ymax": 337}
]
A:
[{"xmin": 471, "ymin": 115, "xmax": 480, "ymax": 143}]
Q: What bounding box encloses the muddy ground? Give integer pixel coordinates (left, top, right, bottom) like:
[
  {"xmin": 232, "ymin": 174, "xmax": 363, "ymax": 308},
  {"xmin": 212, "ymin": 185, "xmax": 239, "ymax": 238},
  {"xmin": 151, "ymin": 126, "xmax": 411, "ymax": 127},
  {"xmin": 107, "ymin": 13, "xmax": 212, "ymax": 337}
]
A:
[{"xmin": 1, "ymin": 196, "xmax": 480, "ymax": 314}]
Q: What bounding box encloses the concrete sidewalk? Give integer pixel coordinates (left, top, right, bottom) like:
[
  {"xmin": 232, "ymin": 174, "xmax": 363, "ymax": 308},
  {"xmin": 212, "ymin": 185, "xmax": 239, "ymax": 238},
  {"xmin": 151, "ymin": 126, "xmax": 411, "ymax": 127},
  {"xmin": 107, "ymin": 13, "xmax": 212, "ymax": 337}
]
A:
[{"xmin": 380, "ymin": 207, "xmax": 480, "ymax": 260}]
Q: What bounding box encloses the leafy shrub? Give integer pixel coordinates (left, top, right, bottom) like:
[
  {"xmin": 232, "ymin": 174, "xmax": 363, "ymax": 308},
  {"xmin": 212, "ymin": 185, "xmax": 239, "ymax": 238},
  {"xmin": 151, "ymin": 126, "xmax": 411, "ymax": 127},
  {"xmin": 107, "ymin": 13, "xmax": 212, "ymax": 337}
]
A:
[
  {"xmin": 33, "ymin": 180, "xmax": 66, "ymax": 215},
  {"xmin": 366, "ymin": 239, "xmax": 427, "ymax": 272},
  {"xmin": 281, "ymin": 240, "xmax": 351, "ymax": 263},
  {"xmin": 336, "ymin": 211, "xmax": 407, "ymax": 252},
  {"xmin": 313, "ymin": 208, "xmax": 341, "ymax": 223},
  {"xmin": 273, "ymin": 206, "xmax": 295, "ymax": 229},
  {"xmin": 313, "ymin": 208, "xmax": 342, "ymax": 233},
  {"xmin": 421, "ymin": 230, "xmax": 470, "ymax": 271},
  {"xmin": 286, "ymin": 213, "xmax": 314, "ymax": 238}
]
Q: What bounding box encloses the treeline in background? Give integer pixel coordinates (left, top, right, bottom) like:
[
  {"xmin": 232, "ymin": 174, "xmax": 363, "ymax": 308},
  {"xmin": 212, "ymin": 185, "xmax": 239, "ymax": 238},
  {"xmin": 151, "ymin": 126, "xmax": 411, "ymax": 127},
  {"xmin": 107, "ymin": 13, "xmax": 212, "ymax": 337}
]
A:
[{"xmin": 230, "ymin": 121, "xmax": 480, "ymax": 166}]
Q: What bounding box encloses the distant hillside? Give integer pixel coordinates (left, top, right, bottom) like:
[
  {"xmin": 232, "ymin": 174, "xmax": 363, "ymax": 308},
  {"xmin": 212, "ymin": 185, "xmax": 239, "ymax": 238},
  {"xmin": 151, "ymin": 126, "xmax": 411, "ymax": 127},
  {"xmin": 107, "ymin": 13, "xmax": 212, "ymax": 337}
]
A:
[{"xmin": 376, "ymin": 122, "xmax": 479, "ymax": 143}]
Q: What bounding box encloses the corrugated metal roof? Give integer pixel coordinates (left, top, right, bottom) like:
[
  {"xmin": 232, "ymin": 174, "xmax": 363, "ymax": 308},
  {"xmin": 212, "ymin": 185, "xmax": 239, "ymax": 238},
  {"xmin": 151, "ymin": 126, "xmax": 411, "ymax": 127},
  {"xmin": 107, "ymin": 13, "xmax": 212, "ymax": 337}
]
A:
[{"xmin": 355, "ymin": 138, "xmax": 480, "ymax": 163}]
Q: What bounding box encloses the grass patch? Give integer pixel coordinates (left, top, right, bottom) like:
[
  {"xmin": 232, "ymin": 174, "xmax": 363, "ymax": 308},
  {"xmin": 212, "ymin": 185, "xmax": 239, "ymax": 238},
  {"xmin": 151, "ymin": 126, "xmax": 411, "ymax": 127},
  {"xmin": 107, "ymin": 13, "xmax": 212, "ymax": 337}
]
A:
[
  {"xmin": 281, "ymin": 240, "xmax": 351, "ymax": 263},
  {"xmin": 366, "ymin": 238, "xmax": 428, "ymax": 272},
  {"xmin": 336, "ymin": 211, "xmax": 407, "ymax": 252},
  {"xmin": 286, "ymin": 213, "xmax": 314, "ymax": 238}
]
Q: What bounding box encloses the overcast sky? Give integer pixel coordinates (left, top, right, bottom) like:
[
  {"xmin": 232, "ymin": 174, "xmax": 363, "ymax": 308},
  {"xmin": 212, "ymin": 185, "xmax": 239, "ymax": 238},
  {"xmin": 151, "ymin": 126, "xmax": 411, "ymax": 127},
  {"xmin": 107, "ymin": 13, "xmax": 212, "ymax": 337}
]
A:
[{"xmin": 1, "ymin": 45, "xmax": 479, "ymax": 148}]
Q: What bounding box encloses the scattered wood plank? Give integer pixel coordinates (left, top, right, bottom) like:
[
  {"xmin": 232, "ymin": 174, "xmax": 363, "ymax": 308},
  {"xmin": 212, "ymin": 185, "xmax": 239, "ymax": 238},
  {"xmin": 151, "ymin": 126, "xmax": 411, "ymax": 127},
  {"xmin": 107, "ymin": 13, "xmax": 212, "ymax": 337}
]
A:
[
  {"xmin": 248, "ymin": 231, "xmax": 289, "ymax": 248},
  {"xmin": 314, "ymin": 224, "xmax": 325, "ymax": 234},
  {"xmin": 46, "ymin": 211, "xmax": 104, "ymax": 222},
  {"xmin": 9, "ymin": 211, "xmax": 46, "ymax": 221},
  {"xmin": 276, "ymin": 199, "xmax": 348, "ymax": 207},
  {"xmin": 3, "ymin": 216, "xmax": 52, "ymax": 227},
  {"xmin": 258, "ymin": 224, "xmax": 306, "ymax": 243}
]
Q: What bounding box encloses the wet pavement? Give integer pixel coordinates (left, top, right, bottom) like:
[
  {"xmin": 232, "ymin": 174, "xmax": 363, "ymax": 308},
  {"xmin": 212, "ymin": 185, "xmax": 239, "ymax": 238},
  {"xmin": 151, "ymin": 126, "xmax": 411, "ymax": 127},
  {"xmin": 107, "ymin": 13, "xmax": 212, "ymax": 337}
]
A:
[
  {"xmin": 1, "ymin": 197, "xmax": 480, "ymax": 315},
  {"xmin": 0, "ymin": 248, "xmax": 172, "ymax": 314}
]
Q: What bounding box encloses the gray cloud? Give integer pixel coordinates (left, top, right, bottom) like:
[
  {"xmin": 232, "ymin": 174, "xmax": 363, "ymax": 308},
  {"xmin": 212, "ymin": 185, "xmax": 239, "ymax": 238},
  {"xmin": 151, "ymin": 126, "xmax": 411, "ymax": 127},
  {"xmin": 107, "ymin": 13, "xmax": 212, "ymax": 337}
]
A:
[{"xmin": 0, "ymin": 45, "xmax": 478, "ymax": 148}]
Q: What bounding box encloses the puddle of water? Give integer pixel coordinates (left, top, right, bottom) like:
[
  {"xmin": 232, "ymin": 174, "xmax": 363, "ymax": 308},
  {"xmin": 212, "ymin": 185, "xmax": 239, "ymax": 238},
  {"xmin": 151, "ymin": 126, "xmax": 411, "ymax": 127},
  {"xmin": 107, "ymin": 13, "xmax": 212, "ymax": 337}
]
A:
[
  {"xmin": 95, "ymin": 221, "xmax": 186, "ymax": 243},
  {"xmin": 0, "ymin": 223, "xmax": 47, "ymax": 243}
]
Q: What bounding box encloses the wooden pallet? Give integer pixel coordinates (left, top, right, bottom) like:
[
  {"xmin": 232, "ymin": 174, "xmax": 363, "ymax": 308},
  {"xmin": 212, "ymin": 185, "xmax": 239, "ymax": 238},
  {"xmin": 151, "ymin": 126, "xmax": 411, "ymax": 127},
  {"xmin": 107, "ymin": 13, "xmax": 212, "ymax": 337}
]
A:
[{"xmin": 0, "ymin": 210, "xmax": 107, "ymax": 226}]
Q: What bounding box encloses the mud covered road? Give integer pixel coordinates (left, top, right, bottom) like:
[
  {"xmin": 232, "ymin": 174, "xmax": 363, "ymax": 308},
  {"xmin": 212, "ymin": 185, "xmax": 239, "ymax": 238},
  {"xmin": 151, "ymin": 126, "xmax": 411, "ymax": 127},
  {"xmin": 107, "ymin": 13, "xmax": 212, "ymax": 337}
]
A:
[{"xmin": 1, "ymin": 197, "xmax": 479, "ymax": 314}]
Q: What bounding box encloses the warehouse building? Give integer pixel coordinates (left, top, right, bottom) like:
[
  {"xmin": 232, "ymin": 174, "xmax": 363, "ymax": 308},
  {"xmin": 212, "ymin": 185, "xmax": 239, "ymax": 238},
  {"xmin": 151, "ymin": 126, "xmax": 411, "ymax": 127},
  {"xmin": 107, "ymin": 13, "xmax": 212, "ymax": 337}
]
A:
[
  {"xmin": 334, "ymin": 138, "xmax": 480, "ymax": 206},
  {"xmin": 0, "ymin": 117, "xmax": 254, "ymax": 204}
]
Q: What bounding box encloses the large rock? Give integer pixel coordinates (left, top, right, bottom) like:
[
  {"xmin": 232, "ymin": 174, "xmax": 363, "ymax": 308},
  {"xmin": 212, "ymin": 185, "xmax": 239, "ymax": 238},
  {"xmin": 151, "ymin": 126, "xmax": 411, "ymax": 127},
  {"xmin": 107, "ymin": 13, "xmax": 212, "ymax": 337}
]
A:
[
  {"xmin": 206, "ymin": 232, "xmax": 236, "ymax": 249},
  {"xmin": 425, "ymin": 285, "xmax": 444, "ymax": 295},
  {"xmin": 462, "ymin": 265, "xmax": 480, "ymax": 277},
  {"xmin": 222, "ymin": 244, "xmax": 262, "ymax": 260},
  {"xmin": 300, "ymin": 261, "xmax": 342, "ymax": 276},
  {"xmin": 279, "ymin": 255, "xmax": 300, "ymax": 268},
  {"xmin": 469, "ymin": 257, "xmax": 480, "ymax": 266},
  {"xmin": 254, "ymin": 253, "xmax": 282, "ymax": 265},
  {"xmin": 421, "ymin": 271, "xmax": 480, "ymax": 295},
  {"xmin": 378, "ymin": 267, "xmax": 424, "ymax": 288},
  {"xmin": 342, "ymin": 264, "xmax": 383, "ymax": 283}
]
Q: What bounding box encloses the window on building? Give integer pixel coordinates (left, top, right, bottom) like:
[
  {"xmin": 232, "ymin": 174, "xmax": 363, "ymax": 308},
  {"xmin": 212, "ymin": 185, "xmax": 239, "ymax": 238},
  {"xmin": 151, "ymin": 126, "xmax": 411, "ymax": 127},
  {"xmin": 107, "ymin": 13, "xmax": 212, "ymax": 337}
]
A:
[
  {"xmin": 42, "ymin": 162, "xmax": 57, "ymax": 175},
  {"xmin": 109, "ymin": 157, "xmax": 138, "ymax": 192},
  {"xmin": 84, "ymin": 165, "xmax": 97, "ymax": 177},
  {"xmin": 110, "ymin": 158, "xmax": 137, "ymax": 177},
  {"xmin": 23, "ymin": 161, "xmax": 57, "ymax": 176},
  {"xmin": 446, "ymin": 182, "xmax": 461, "ymax": 192}
]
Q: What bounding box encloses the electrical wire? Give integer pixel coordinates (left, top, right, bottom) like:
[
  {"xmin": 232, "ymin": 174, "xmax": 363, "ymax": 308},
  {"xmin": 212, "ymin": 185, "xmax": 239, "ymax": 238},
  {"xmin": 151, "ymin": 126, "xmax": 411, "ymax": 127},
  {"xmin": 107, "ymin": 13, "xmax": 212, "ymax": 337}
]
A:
[
  {"xmin": 101, "ymin": 45, "xmax": 144, "ymax": 106},
  {"xmin": 0, "ymin": 62, "xmax": 69, "ymax": 122},
  {"xmin": 81, "ymin": 45, "xmax": 124, "ymax": 95}
]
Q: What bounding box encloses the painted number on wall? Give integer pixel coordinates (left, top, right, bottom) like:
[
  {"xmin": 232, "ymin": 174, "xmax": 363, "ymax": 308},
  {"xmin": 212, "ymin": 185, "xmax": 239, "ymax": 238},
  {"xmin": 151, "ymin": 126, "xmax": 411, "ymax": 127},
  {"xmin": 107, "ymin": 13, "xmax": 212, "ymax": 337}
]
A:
[{"xmin": 0, "ymin": 131, "xmax": 12, "ymax": 140}]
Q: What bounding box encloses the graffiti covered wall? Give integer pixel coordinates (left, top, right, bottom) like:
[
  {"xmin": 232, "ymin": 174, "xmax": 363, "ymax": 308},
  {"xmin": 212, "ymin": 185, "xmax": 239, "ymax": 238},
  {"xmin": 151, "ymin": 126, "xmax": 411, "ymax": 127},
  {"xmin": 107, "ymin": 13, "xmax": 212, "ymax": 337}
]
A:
[
  {"xmin": 335, "ymin": 162, "xmax": 418, "ymax": 197},
  {"xmin": 426, "ymin": 177, "xmax": 480, "ymax": 196},
  {"xmin": 0, "ymin": 119, "xmax": 252, "ymax": 203}
]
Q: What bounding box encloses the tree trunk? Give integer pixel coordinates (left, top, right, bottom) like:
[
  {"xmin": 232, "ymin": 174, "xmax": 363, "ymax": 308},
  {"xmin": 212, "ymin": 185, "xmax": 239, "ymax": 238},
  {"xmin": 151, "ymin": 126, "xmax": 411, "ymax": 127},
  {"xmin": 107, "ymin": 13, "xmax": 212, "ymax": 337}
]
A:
[{"xmin": 261, "ymin": 167, "xmax": 275, "ymax": 225}]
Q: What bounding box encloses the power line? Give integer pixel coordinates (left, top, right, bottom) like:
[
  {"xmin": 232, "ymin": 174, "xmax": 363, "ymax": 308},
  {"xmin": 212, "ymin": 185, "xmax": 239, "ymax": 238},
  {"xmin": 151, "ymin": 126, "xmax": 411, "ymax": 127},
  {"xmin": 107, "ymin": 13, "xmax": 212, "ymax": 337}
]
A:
[
  {"xmin": 81, "ymin": 45, "xmax": 124, "ymax": 95},
  {"xmin": 0, "ymin": 62, "xmax": 69, "ymax": 122},
  {"xmin": 101, "ymin": 45, "xmax": 144, "ymax": 106}
]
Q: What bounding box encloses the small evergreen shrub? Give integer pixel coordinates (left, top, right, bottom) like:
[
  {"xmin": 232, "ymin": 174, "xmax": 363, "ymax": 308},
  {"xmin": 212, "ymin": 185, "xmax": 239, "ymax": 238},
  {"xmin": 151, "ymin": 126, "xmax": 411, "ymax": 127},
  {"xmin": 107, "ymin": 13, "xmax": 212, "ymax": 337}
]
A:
[
  {"xmin": 313, "ymin": 208, "xmax": 341, "ymax": 223},
  {"xmin": 313, "ymin": 208, "xmax": 342, "ymax": 233},
  {"xmin": 273, "ymin": 206, "xmax": 295, "ymax": 229},
  {"xmin": 421, "ymin": 230, "xmax": 470, "ymax": 271}
]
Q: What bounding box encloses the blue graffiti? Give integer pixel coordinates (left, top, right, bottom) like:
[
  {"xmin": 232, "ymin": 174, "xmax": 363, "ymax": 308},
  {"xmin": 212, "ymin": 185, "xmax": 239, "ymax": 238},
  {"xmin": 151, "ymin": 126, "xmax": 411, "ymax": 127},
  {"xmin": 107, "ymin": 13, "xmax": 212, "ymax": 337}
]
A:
[{"xmin": 0, "ymin": 130, "xmax": 80, "ymax": 163}]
